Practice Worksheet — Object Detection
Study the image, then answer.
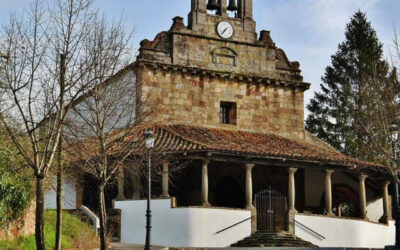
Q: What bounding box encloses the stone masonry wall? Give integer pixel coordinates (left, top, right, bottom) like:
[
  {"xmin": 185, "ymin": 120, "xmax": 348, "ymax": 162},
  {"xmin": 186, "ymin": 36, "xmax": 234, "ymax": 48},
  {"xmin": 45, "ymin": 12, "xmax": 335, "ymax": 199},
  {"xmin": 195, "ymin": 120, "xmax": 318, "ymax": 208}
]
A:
[
  {"xmin": 171, "ymin": 33, "xmax": 277, "ymax": 78},
  {"xmin": 0, "ymin": 201, "xmax": 35, "ymax": 241},
  {"xmin": 138, "ymin": 67, "xmax": 305, "ymax": 140}
]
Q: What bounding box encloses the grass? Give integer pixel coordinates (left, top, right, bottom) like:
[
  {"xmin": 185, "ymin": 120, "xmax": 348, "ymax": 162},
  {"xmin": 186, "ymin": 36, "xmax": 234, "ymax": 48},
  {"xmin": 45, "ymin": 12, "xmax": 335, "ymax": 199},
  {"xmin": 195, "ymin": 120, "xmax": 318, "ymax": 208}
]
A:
[{"xmin": 0, "ymin": 210, "xmax": 99, "ymax": 250}]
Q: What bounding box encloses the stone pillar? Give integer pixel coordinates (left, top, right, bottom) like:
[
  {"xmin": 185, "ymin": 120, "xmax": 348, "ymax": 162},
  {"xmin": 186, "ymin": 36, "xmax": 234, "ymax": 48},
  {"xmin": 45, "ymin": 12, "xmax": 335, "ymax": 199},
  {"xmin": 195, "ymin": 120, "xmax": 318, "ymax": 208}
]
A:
[
  {"xmin": 380, "ymin": 180, "xmax": 392, "ymax": 223},
  {"xmin": 75, "ymin": 183, "xmax": 83, "ymax": 208},
  {"xmin": 188, "ymin": 0, "xmax": 207, "ymax": 31},
  {"xmin": 130, "ymin": 164, "xmax": 141, "ymax": 199},
  {"xmin": 238, "ymin": 0, "xmax": 253, "ymax": 19},
  {"xmin": 245, "ymin": 164, "xmax": 255, "ymax": 209},
  {"xmin": 325, "ymin": 169, "xmax": 335, "ymax": 216},
  {"xmin": 115, "ymin": 167, "xmax": 126, "ymax": 200},
  {"xmin": 244, "ymin": 163, "xmax": 256, "ymax": 233},
  {"xmin": 359, "ymin": 174, "xmax": 369, "ymax": 220},
  {"xmin": 161, "ymin": 160, "xmax": 170, "ymax": 198},
  {"xmin": 287, "ymin": 168, "xmax": 298, "ymax": 234},
  {"xmin": 191, "ymin": 0, "xmax": 206, "ymax": 12},
  {"xmin": 217, "ymin": 0, "xmax": 228, "ymax": 17},
  {"xmin": 288, "ymin": 168, "xmax": 298, "ymax": 213},
  {"xmin": 202, "ymin": 160, "xmax": 211, "ymax": 207}
]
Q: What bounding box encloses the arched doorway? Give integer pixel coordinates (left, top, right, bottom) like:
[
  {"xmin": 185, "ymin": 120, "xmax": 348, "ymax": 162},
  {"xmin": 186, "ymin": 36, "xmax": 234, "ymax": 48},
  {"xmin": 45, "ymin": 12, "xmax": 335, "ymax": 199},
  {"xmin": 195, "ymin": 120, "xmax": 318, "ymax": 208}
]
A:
[
  {"xmin": 255, "ymin": 187, "xmax": 287, "ymax": 231},
  {"xmin": 215, "ymin": 176, "xmax": 245, "ymax": 208}
]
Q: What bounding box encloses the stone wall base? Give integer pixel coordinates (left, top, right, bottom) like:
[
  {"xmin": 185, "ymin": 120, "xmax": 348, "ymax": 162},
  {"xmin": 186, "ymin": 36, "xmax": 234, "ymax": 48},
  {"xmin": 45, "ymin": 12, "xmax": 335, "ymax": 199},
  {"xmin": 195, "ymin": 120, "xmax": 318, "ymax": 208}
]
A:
[{"xmin": 0, "ymin": 201, "xmax": 36, "ymax": 241}]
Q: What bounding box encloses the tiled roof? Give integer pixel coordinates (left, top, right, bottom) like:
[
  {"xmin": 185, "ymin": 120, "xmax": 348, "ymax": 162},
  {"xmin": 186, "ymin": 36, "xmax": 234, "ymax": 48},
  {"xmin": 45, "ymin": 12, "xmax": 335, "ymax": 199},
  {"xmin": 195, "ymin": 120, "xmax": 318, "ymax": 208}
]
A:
[{"xmin": 122, "ymin": 124, "xmax": 382, "ymax": 170}]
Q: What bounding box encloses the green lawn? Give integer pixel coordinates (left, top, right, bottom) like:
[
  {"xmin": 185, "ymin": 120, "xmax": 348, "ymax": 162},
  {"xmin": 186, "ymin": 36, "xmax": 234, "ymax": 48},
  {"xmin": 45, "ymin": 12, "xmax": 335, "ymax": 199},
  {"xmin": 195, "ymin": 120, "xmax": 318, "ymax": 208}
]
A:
[{"xmin": 0, "ymin": 210, "xmax": 98, "ymax": 250}]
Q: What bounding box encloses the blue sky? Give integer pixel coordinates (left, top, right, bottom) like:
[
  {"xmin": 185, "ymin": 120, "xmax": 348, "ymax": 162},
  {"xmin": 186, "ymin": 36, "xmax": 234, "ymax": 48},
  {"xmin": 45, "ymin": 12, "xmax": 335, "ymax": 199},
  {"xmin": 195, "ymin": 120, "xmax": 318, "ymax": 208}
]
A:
[{"xmin": 1, "ymin": 0, "xmax": 400, "ymax": 115}]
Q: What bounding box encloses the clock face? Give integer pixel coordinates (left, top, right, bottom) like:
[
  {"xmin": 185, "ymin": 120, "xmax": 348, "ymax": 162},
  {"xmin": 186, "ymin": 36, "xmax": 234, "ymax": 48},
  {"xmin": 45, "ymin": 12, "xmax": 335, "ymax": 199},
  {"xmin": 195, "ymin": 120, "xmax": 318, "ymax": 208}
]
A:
[{"xmin": 217, "ymin": 21, "xmax": 234, "ymax": 39}]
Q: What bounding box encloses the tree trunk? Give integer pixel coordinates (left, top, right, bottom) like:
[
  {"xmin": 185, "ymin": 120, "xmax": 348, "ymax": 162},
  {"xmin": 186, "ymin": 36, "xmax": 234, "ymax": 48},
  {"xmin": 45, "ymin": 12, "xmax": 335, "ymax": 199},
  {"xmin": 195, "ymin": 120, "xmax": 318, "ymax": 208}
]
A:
[
  {"xmin": 35, "ymin": 176, "xmax": 46, "ymax": 250},
  {"xmin": 55, "ymin": 53, "xmax": 66, "ymax": 250},
  {"xmin": 55, "ymin": 130, "xmax": 63, "ymax": 250},
  {"xmin": 98, "ymin": 185, "xmax": 108, "ymax": 250}
]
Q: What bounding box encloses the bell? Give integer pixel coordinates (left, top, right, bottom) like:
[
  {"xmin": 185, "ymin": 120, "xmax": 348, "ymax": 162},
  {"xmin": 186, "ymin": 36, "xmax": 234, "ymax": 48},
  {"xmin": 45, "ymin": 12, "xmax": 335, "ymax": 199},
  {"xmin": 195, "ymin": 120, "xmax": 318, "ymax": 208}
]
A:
[
  {"xmin": 207, "ymin": 0, "xmax": 219, "ymax": 10},
  {"xmin": 227, "ymin": 0, "xmax": 238, "ymax": 11}
]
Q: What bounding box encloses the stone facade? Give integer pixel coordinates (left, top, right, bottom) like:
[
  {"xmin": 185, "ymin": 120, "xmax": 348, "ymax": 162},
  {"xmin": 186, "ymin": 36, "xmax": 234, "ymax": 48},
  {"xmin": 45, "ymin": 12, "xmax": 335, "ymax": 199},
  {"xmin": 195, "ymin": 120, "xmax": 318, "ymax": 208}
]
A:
[
  {"xmin": 137, "ymin": 68, "xmax": 305, "ymax": 139},
  {"xmin": 135, "ymin": 0, "xmax": 310, "ymax": 140}
]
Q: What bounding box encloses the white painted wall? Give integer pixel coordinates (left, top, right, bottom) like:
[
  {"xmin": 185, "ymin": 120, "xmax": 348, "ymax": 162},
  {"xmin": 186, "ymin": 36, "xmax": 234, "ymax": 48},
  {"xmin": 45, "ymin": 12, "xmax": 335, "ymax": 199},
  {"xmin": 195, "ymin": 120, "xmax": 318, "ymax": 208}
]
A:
[
  {"xmin": 44, "ymin": 178, "xmax": 77, "ymax": 209},
  {"xmin": 115, "ymin": 199, "xmax": 251, "ymax": 248},
  {"xmin": 367, "ymin": 198, "xmax": 384, "ymax": 222},
  {"xmin": 295, "ymin": 214, "xmax": 394, "ymax": 248}
]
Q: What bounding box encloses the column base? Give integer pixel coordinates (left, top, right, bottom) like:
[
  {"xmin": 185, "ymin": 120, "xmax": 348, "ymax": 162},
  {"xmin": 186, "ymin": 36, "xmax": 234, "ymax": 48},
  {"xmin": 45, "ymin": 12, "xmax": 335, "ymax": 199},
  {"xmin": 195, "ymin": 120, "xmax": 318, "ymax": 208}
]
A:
[
  {"xmin": 246, "ymin": 205, "xmax": 255, "ymax": 210},
  {"xmin": 326, "ymin": 211, "xmax": 335, "ymax": 217},
  {"xmin": 160, "ymin": 194, "xmax": 170, "ymax": 198},
  {"xmin": 202, "ymin": 201, "xmax": 211, "ymax": 207},
  {"xmin": 287, "ymin": 211, "xmax": 296, "ymax": 234},
  {"xmin": 246, "ymin": 205, "xmax": 257, "ymax": 233},
  {"xmin": 288, "ymin": 208, "xmax": 298, "ymax": 214}
]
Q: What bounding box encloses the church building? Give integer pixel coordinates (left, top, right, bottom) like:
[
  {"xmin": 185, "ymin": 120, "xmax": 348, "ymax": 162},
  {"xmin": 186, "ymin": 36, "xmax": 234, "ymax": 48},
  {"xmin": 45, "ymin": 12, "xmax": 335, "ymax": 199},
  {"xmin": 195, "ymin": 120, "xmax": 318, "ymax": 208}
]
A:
[{"xmin": 52, "ymin": 0, "xmax": 395, "ymax": 248}]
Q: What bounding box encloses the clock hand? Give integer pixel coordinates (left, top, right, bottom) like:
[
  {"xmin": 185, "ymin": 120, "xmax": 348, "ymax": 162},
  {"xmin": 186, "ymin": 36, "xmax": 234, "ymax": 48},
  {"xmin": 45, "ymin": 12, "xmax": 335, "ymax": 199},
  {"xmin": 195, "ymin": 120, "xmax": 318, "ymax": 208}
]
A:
[{"xmin": 222, "ymin": 27, "xmax": 228, "ymax": 34}]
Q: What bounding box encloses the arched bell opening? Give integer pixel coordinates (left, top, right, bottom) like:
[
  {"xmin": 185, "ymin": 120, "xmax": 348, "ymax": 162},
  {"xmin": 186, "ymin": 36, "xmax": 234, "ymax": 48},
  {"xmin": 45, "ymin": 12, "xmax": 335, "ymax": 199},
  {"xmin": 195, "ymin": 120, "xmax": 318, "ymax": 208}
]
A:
[{"xmin": 227, "ymin": 0, "xmax": 238, "ymax": 17}]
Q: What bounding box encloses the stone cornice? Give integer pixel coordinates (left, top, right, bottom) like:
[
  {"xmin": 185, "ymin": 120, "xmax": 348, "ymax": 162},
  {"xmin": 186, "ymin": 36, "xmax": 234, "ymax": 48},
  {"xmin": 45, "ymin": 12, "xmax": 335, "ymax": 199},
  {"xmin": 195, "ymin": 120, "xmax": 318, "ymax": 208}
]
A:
[
  {"xmin": 170, "ymin": 30, "xmax": 268, "ymax": 48},
  {"xmin": 134, "ymin": 60, "xmax": 311, "ymax": 90}
]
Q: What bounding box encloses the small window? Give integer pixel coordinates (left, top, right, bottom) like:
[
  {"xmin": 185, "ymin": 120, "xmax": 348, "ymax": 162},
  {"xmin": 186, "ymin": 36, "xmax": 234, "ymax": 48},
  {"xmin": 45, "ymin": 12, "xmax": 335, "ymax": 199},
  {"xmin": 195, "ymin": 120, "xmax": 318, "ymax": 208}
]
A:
[{"xmin": 220, "ymin": 101, "xmax": 237, "ymax": 125}]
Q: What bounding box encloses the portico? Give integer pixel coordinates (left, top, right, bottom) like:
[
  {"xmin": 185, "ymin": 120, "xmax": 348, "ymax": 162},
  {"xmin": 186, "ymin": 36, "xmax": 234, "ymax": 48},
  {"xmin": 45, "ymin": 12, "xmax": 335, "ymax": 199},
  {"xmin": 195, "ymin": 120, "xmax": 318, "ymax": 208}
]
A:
[{"xmin": 112, "ymin": 125, "xmax": 392, "ymax": 235}]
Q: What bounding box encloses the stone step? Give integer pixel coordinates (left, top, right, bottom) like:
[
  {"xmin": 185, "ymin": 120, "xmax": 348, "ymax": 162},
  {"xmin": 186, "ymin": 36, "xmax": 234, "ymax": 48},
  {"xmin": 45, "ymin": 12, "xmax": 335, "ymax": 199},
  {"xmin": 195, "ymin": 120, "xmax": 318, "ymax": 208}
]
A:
[{"xmin": 231, "ymin": 231, "xmax": 317, "ymax": 248}]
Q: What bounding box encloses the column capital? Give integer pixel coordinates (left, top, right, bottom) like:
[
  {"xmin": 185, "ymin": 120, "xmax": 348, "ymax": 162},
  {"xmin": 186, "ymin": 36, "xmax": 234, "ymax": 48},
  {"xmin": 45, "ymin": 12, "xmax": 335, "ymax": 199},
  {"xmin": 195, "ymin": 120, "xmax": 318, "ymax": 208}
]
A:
[
  {"xmin": 325, "ymin": 169, "xmax": 335, "ymax": 176},
  {"xmin": 288, "ymin": 168, "xmax": 298, "ymax": 174},
  {"xmin": 359, "ymin": 173, "xmax": 368, "ymax": 181},
  {"xmin": 203, "ymin": 159, "xmax": 211, "ymax": 165},
  {"xmin": 383, "ymin": 180, "xmax": 391, "ymax": 187},
  {"xmin": 245, "ymin": 163, "xmax": 255, "ymax": 170},
  {"xmin": 161, "ymin": 159, "xmax": 169, "ymax": 166}
]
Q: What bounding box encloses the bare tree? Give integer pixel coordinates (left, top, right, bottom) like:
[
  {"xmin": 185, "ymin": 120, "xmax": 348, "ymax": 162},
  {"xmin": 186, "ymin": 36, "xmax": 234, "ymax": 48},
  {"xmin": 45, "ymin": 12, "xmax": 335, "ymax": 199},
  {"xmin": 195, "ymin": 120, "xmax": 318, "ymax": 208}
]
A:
[
  {"xmin": 64, "ymin": 17, "xmax": 135, "ymax": 249},
  {"xmin": 0, "ymin": 3, "xmax": 57, "ymax": 249},
  {"xmin": 355, "ymin": 32, "xmax": 400, "ymax": 178},
  {"xmin": 350, "ymin": 31, "xmax": 400, "ymax": 246},
  {"xmin": 0, "ymin": 0, "xmax": 132, "ymax": 249}
]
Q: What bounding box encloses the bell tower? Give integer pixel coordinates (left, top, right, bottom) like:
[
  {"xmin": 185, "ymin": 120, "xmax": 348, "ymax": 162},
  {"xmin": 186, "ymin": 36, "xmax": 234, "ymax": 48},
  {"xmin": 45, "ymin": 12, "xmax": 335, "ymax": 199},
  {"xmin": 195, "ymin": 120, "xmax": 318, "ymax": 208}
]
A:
[
  {"xmin": 136, "ymin": 0, "xmax": 307, "ymax": 139},
  {"xmin": 188, "ymin": 0, "xmax": 256, "ymax": 43}
]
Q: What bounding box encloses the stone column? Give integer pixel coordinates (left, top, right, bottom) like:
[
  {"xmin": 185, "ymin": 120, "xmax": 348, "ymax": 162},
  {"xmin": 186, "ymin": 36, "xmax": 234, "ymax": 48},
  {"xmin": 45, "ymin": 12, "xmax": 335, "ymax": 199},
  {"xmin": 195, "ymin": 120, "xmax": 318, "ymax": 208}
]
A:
[
  {"xmin": 325, "ymin": 169, "xmax": 335, "ymax": 216},
  {"xmin": 359, "ymin": 174, "xmax": 369, "ymax": 220},
  {"xmin": 130, "ymin": 164, "xmax": 141, "ymax": 199},
  {"xmin": 217, "ymin": 0, "xmax": 228, "ymax": 17},
  {"xmin": 244, "ymin": 163, "xmax": 256, "ymax": 233},
  {"xmin": 380, "ymin": 180, "xmax": 392, "ymax": 223},
  {"xmin": 75, "ymin": 183, "xmax": 83, "ymax": 208},
  {"xmin": 245, "ymin": 164, "xmax": 255, "ymax": 209},
  {"xmin": 288, "ymin": 168, "xmax": 298, "ymax": 213},
  {"xmin": 202, "ymin": 160, "xmax": 211, "ymax": 207},
  {"xmin": 115, "ymin": 167, "xmax": 126, "ymax": 200},
  {"xmin": 161, "ymin": 160, "xmax": 170, "ymax": 198}
]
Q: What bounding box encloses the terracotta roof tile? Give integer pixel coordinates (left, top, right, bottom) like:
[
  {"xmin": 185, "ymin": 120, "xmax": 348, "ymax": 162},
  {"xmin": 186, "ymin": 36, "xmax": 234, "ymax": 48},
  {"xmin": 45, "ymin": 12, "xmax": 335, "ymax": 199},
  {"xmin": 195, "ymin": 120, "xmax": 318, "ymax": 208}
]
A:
[{"xmin": 119, "ymin": 124, "xmax": 381, "ymax": 170}]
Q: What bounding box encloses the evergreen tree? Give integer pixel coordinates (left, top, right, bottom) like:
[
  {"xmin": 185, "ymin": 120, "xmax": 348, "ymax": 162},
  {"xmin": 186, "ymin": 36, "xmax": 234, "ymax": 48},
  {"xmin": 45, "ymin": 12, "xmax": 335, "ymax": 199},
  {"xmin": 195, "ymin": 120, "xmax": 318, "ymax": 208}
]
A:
[{"xmin": 306, "ymin": 11, "xmax": 388, "ymax": 160}]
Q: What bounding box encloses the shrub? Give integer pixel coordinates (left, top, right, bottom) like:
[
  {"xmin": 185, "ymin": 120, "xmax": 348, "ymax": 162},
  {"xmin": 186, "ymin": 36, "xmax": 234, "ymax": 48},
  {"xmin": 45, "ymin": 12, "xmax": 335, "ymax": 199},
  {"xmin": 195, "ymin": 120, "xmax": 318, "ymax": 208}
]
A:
[{"xmin": 0, "ymin": 143, "xmax": 32, "ymax": 229}]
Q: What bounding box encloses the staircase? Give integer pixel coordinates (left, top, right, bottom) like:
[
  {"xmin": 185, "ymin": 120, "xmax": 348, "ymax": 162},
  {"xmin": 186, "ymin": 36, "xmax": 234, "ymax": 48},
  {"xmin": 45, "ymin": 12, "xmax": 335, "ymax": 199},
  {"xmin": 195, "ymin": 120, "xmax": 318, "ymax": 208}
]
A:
[{"xmin": 231, "ymin": 231, "xmax": 317, "ymax": 248}]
